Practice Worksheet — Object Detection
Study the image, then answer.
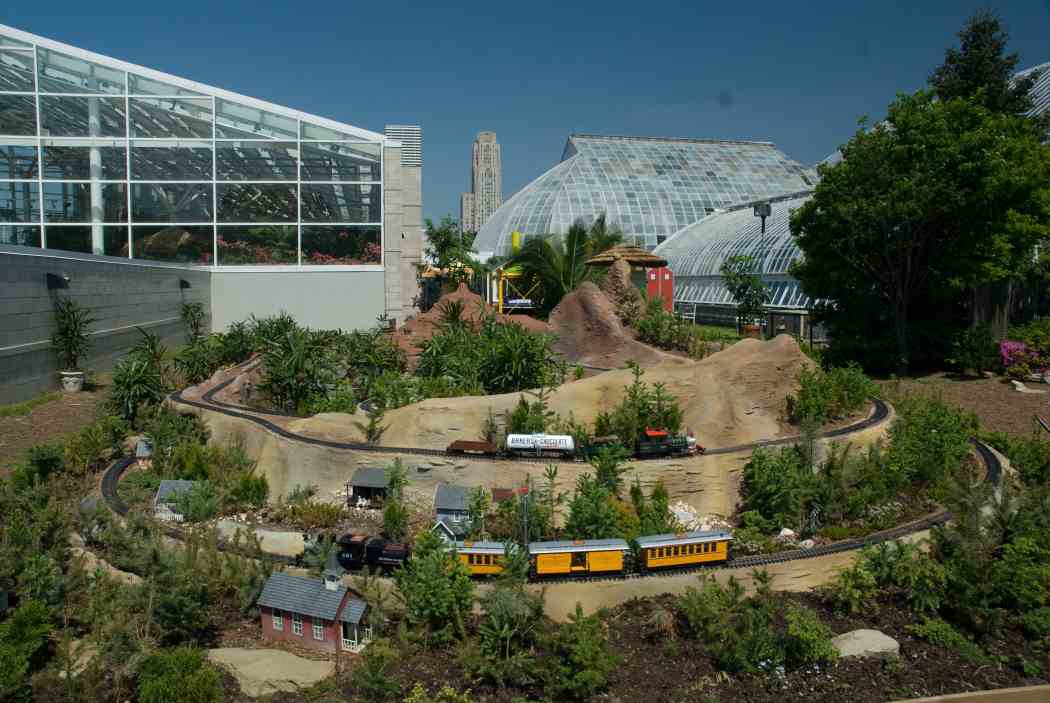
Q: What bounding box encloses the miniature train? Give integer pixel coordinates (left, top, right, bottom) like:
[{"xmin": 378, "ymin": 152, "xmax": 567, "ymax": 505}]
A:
[
  {"xmin": 447, "ymin": 428, "xmax": 703, "ymax": 460},
  {"xmin": 335, "ymin": 529, "xmax": 732, "ymax": 578}
]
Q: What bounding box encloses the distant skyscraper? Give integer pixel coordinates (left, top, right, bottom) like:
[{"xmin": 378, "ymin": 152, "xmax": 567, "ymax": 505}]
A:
[{"xmin": 460, "ymin": 131, "xmax": 502, "ymax": 233}]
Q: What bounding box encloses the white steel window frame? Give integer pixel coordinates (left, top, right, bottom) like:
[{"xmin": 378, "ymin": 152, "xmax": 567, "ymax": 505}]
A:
[
  {"xmin": 312, "ymin": 619, "xmax": 324, "ymax": 641},
  {"xmin": 271, "ymin": 608, "xmax": 283, "ymax": 631},
  {"xmin": 0, "ymin": 23, "xmax": 386, "ymax": 272},
  {"xmin": 291, "ymin": 613, "xmax": 303, "ymax": 636}
]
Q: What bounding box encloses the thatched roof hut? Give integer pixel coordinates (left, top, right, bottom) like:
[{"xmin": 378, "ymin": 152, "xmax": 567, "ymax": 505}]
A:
[{"xmin": 586, "ymin": 245, "xmax": 668, "ymax": 268}]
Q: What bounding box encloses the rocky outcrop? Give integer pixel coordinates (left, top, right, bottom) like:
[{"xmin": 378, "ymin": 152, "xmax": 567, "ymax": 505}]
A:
[
  {"xmin": 599, "ymin": 258, "xmax": 644, "ymax": 324},
  {"xmin": 831, "ymin": 629, "xmax": 900, "ymax": 660},
  {"xmin": 208, "ymin": 648, "xmax": 334, "ymax": 698}
]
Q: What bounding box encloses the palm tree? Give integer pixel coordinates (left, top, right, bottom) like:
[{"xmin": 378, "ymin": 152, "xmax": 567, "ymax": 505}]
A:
[{"xmin": 509, "ymin": 215, "xmax": 624, "ymax": 314}]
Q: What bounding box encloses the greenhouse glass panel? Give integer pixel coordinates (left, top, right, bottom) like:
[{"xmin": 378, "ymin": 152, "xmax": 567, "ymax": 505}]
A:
[
  {"xmin": 301, "ymin": 226, "xmax": 381, "ymax": 265},
  {"xmin": 1, "ymin": 143, "xmax": 39, "ymax": 178},
  {"xmin": 217, "ymin": 183, "xmax": 297, "ymax": 223},
  {"xmin": 215, "ymin": 99, "xmax": 297, "ymax": 140},
  {"xmin": 130, "ymin": 141, "xmax": 212, "ymax": 180},
  {"xmin": 300, "ymin": 142, "xmax": 380, "ymax": 181},
  {"xmin": 300, "ymin": 184, "xmax": 380, "ymax": 223},
  {"xmin": 41, "ymin": 181, "xmax": 127, "ymax": 222},
  {"xmin": 215, "ymin": 141, "xmax": 297, "ymax": 181},
  {"xmin": 0, "ymin": 181, "xmax": 39, "ymax": 221},
  {"xmin": 217, "ymin": 225, "xmax": 297, "ymax": 265},
  {"xmin": 0, "ymin": 36, "xmax": 32, "ymax": 49},
  {"xmin": 0, "ymin": 50, "xmax": 35, "ymax": 91},
  {"xmin": 127, "ymin": 72, "xmax": 205, "ymax": 97},
  {"xmin": 132, "ymin": 224, "xmax": 213, "ymax": 263},
  {"xmin": 0, "ymin": 94, "xmax": 37, "ymax": 135},
  {"xmin": 129, "ymin": 98, "xmax": 213, "ymax": 138},
  {"xmin": 39, "ymin": 96, "xmax": 125, "ymax": 137},
  {"xmin": 36, "ymin": 48, "xmax": 124, "ymax": 94},
  {"xmin": 42, "ymin": 224, "xmax": 91, "ymax": 253},
  {"xmin": 0, "ymin": 223, "xmax": 40, "ymax": 247},
  {"xmin": 42, "ymin": 140, "xmax": 125, "ymax": 180},
  {"xmin": 301, "ymin": 122, "xmax": 365, "ymax": 141},
  {"xmin": 131, "ymin": 183, "xmax": 213, "ymax": 222}
]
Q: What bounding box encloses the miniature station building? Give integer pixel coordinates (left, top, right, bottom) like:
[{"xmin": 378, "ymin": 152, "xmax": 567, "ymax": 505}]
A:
[
  {"xmin": 431, "ymin": 482, "xmax": 469, "ymax": 542},
  {"xmin": 585, "ymin": 244, "xmax": 671, "ymax": 312},
  {"xmin": 257, "ymin": 559, "xmax": 371, "ymax": 654},
  {"xmin": 153, "ymin": 479, "xmax": 199, "ymax": 523},
  {"xmin": 347, "ymin": 467, "xmax": 389, "ymax": 507}
]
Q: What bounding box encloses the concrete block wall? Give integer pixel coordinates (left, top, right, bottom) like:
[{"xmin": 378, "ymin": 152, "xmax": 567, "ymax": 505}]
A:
[
  {"xmin": 0, "ymin": 245, "xmax": 210, "ymax": 404},
  {"xmin": 382, "ymin": 143, "xmax": 405, "ymax": 323}
]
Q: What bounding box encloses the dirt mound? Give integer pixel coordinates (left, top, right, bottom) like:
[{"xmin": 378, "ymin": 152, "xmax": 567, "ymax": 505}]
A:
[
  {"xmin": 549, "ymin": 282, "xmax": 674, "ymax": 369},
  {"xmin": 371, "ymin": 334, "xmax": 813, "ymax": 451},
  {"xmin": 393, "ymin": 283, "xmax": 550, "ymax": 367}
]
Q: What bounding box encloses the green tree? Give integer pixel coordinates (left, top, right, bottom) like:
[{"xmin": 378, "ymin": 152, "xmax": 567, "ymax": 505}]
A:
[
  {"xmin": 930, "ymin": 10, "xmax": 1042, "ymax": 119},
  {"xmin": 466, "ymin": 486, "xmax": 490, "ymax": 538},
  {"xmin": 791, "ymin": 92, "xmax": 1050, "ymax": 371},
  {"xmin": 0, "ymin": 600, "xmax": 53, "ymax": 702},
  {"xmin": 720, "ymin": 255, "xmax": 770, "ymax": 330},
  {"xmin": 137, "ymin": 647, "xmax": 221, "ymax": 703},
  {"xmin": 394, "ymin": 531, "xmax": 475, "ymax": 647},
  {"xmin": 423, "ymin": 215, "xmax": 483, "ymax": 289},
  {"xmin": 350, "ymin": 638, "xmax": 401, "ymax": 701},
  {"xmin": 588, "ymin": 445, "xmax": 630, "ymax": 497},
  {"xmin": 563, "ymin": 474, "xmax": 625, "ymax": 540},
  {"xmin": 383, "ymin": 458, "xmax": 408, "ymax": 541},
  {"xmin": 542, "ymin": 603, "xmax": 619, "ymax": 701}
]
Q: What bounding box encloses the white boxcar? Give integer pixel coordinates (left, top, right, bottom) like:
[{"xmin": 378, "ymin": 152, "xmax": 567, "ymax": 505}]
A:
[{"xmin": 506, "ymin": 433, "xmax": 575, "ymax": 455}]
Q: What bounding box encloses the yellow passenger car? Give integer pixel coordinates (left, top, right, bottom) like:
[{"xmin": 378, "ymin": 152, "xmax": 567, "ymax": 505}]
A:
[
  {"xmin": 455, "ymin": 541, "xmax": 509, "ymax": 577},
  {"xmin": 529, "ymin": 539, "xmax": 631, "ymax": 577},
  {"xmin": 636, "ymin": 530, "xmax": 732, "ymax": 571}
]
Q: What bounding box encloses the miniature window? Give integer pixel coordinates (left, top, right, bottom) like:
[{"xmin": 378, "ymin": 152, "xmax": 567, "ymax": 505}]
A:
[
  {"xmin": 312, "ymin": 620, "xmax": 324, "ymax": 641},
  {"xmin": 272, "ymin": 609, "xmax": 283, "ymax": 631},
  {"xmin": 292, "ymin": 613, "xmax": 303, "ymax": 636}
]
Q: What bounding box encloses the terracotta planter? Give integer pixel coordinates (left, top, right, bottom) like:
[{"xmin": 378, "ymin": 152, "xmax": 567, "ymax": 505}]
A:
[{"xmin": 60, "ymin": 370, "xmax": 85, "ymax": 392}]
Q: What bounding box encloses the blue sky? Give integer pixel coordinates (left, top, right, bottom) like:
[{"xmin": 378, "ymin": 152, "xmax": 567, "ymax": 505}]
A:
[{"xmin": 4, "ymin": 1, "xmax": 1048, "ymax": 224}]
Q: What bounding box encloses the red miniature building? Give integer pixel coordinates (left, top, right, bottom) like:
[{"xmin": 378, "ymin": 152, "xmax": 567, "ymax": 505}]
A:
[
  {"xmin": 257, "ymin": 570, "xmax": 371, "ymax": 654},
  {"xmin": 646, "ymin": 267, "xmax": 674, "ymax": 311}
]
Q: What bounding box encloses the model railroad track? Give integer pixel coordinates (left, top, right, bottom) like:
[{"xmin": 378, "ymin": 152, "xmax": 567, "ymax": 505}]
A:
[
  {"xmin": 168, "ymin": 367, "xmax": 890, "ymax": 464},
  {"xmin": 98, "ymin": 424, "xmax": 1001, "ymax": 581}
]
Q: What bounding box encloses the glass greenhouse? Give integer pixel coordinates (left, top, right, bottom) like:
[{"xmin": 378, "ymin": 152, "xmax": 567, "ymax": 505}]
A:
[
  {"xmin": 0, "ymin": 24, "xmax": 386, "ymax": 268},
  {"xmin": 473, "ymin": 134, "xmax": 816, "ymax": 257},
  {"xmin": 652, "ymin": 192, "xmax": 813, "ymax": 318}
]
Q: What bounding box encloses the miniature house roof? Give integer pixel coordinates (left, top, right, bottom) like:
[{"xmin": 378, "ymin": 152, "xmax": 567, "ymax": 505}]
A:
[
  {"xmin": 135, "ymin": 439, "xmax": 153, "ymax": 458},
  {"xmin": 257, "ymin": 572, "xmax": 365, "ymax": 622},
  {"xmin": 435, "ymin": 483, "xmax": 469, "ymax": 512},
  {"xmin": 586, "ymin": 244, "xmax": 668, "ymax": 268},
  {"xmin": 350, "ymin": 467, "xmax": 388, "ymax": 489}
]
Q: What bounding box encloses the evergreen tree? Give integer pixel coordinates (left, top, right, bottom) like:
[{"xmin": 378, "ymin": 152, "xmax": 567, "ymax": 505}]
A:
[
  {"xmin": 542, "ymin": 603, "xmax": 619, "ymax": 701},
  {"xmin": 394, "ymin": 531, "xmax": 475, "ymax": 647}
]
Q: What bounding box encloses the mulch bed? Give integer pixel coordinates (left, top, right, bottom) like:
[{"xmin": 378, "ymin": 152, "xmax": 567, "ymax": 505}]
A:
[
  {"xmin": 0, "ymin": 382, "xmax": 107, "ymax": 471},
  {"xmin": 878, "ymin": 373, "xmax": 1050, "ymax": 440}
]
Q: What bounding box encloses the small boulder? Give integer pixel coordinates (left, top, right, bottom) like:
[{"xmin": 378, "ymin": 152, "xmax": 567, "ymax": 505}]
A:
[
  {"xmin": 831, "ymin": 629, "xmax": 899, "ymax": 660},
  {"xmin": 798, "ymin": 539, "xmax": 816, "ymax": 549},
  {"xmin": 776, "ymin": 528, "xmax": 798, "ymax": 543}
]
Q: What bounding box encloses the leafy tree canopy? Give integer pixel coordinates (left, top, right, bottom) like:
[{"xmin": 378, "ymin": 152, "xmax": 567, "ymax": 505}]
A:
[
  {"xmin": 791, "ymin": 91, "xmax": 1050, "ymax": 371},
  {"xmin": 720, "ymin": 255, "xmax": 770, "ymax": 328}
]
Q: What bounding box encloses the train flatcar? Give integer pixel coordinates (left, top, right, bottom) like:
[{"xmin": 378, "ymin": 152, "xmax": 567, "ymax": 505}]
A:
[
  {"xmin": 447, "ymin": 439, "xmax": 498, "ymax": 456},
  {"xmin": 635, "ymin": 530, "xmax": 732, "ymax": 572},
  {"xmin": 529, "ymin": 538, "xmax": 631, "ymax": 577},
  {"xmin": 506, "ymin": 433, "xmax": 575, "ymax": 458},
  {"xmin": 453, "ymin": 540, "xmax": 510, "ymax": 577}
]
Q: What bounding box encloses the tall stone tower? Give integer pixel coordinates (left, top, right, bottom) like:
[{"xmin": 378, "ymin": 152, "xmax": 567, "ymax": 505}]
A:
[{"xmin": 460, "ymin": 131, "xmax": 502, "ymax": 234}]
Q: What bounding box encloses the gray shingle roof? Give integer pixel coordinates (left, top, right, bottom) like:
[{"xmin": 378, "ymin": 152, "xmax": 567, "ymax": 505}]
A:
[
  {"xmin": 636, "ymin": 530, "xmax": 733, "ymax": 549},
  {"xmin": 339, "ymin": 599, "xmax": 367, "ymax": 625},
  {"xmin": 155, "ymin": 480, "xmax": 199, "ymax": 504},
  {"xmin": 351, "ymin": 467, "xmax": 388, "ymax": 489},
  {"xmin": 257, "ymin": 572, "xmax": 347, "ymax": 621},
  {"xmin": 435, "ymin": 483, "xmax": 468, "ymax": 512}
]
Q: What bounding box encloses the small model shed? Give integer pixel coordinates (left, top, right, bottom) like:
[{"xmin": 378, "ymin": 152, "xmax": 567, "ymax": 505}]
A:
[
  {"xmin": 154, "ymin": 480, "xmax": 199, "ymax": 523},
  {"xmin": 434, "ymin": 483, "xmax": 469, "ymax": 530},
  {"xmin": 348, "ymin": 467, "xmax": 388, "ymax": 505}
]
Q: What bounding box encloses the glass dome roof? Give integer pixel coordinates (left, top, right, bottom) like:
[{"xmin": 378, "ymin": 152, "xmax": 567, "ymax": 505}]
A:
[
  {"xmin": 652, "ymin": 192, "xmax": 813, "ymax": 310},
  {"xmin": 473, "ymin": 134, "xmax": 817, "ymax": 257}
]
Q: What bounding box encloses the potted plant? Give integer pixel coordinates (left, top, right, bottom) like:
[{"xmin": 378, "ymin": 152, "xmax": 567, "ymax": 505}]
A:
[{"xmin": 51, "ymin": 296, "xmax": 96, "ymax": 392}]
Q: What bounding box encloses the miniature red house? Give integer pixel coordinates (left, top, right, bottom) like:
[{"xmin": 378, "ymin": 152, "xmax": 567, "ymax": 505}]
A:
[
  {"xmin": 646, "ymin": 267, "xmax": 674, "ymax": 311},
  {"xmin": 257, "ymin": 569, "xmax": 371, "ymax": 654}
]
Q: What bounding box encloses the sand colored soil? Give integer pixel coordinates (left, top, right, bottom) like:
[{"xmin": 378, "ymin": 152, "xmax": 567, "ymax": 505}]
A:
[
  {"xmin": 549, "ymin": 281, "xmax": 679, "ymax": 369},
  {"xmin": 392, "ymin": 283, "xmax": 551, "ymax": 368}
]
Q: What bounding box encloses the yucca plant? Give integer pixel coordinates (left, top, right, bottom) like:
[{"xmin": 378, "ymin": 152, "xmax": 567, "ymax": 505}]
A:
[{"xmin": 51, "ymin": 296, "xmax": 96, "ymax": 371}]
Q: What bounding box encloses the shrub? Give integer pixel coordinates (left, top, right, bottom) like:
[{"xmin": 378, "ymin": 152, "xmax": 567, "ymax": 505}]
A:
[
  {"xmin": 258, "ymin": 326, "xmax": 338, "ymax": 413},
  {"xmin": 788, "ymin": 363, "xmax": 876, "ymax": 425},
  {"xmin": 594, "ymin": 363, "xmax": 683, "ymax": 447},
  {"xmin": 228, "ymin": 471, "xmax": 269, "ymax": 510},
  {"xmin": 946, "ymin": 324, "xmax": 997, "ymax": 376},
  {"xmin": 137, "ymin": 647, "xmax": 221, "ymax": 703},
  {"xmin": 11, "ymin": 443, "xmax": 65, "ymax": 489},
  {"xmin": 175, "ymin": 482, "xmax": 221, "ymax": 523},
  {"xmin": 981, "ymin": 432, "xmax": 1050, "ymax": 488},
  {"xmin": 888, "ymin": 395, "xmax": 976, "ymax": 487},
  {"xmin": 0, "ymin": 600, "xmax": 53, "ymax": 702},
  {"xmin": 907, "ymin": 616, "xmax": 987, "ymax": 663},
  {"xmin": 217, "ymin": 320, "xmax": 253, "ymax": 364},
  {"xmin": 739, "ymin": 446, "xmax": 813, "ymax": 533},
  {"xmin": 174, "ymin": 336, "xmax": 222, "ymax": 385},
  {"xmin": 180, "ymin": 302, "xmax": 206, "ymax": 342},
  {"xmin": 783, "ymin": 603, "xmax": 838, "ymax": 666},
  {"xmin": 350, "ymin": 639, "xmax": 401, "ymax": 702},
  {"xmin": 271, "ymin": 499, "xmax": 343, "ymax": 530},
  {"xmin": 403, "ymin": 683, "xmax": 476, "ymax": 703},
  {"xmin": 51, "ymin": 296, "xmax": 95, "ymax": 371},
  {"xmin": 635, "ymin": 298, "xmax": 710, "ymax": 357},
  {"xmin": 540, "ymin": 603, "xmax": 619, "ymax": 701},
  {"xmin": 1021, "ymin": 607, "xmax": 1050, "ymax": 639},
  {"xmin": 826, "ymin": 562, "xmax": 878, "ymax": 614},
  {"xmin": 302, "ymin": 383, "xmax": 358, "ymax": 414},
  {"xmin": 394, "ymin": 531, "xmax": 475, "ymax": 647},
  {"xmin": 506, "ymin": 394, "xmax": 549, "ymax": 434}
]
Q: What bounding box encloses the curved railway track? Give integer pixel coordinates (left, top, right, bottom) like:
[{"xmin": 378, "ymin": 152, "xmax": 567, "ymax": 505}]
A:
[
  {"xmin": 168, "ymin": 363, "xmax": 890, "ymax": 463},
  {"xmin": 100, "ymin": 370, "xmax": 1000, "ymax": 581}
]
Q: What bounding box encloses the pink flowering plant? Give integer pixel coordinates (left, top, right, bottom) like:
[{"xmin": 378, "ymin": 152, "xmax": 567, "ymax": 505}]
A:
[{"xmin": 1000, "ymin": 340, "xmax": 1043, "ymax": 380}]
